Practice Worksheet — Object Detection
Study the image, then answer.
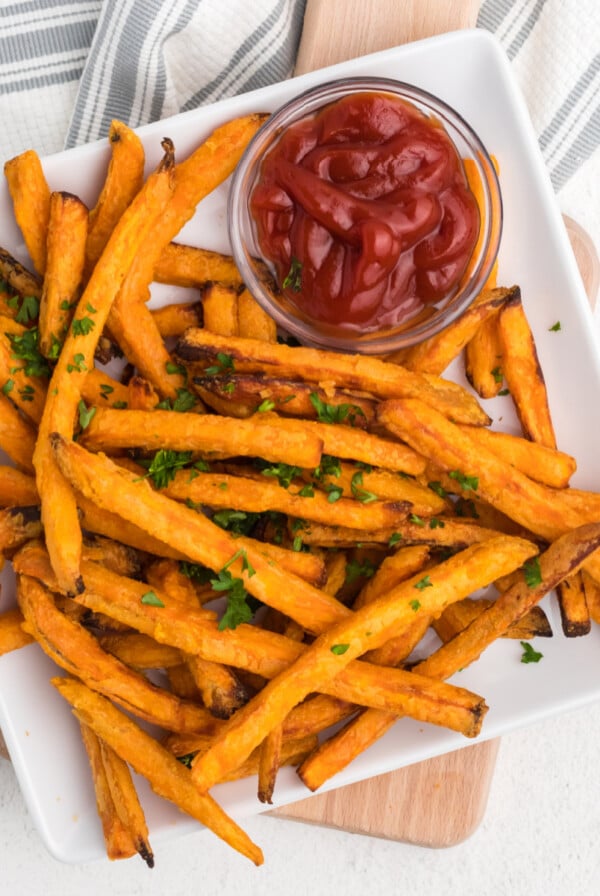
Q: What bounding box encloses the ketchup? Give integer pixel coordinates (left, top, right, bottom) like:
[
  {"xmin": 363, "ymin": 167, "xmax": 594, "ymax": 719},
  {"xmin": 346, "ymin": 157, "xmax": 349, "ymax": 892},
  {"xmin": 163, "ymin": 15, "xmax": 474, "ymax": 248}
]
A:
[{"xmin": 249, "ymin": 92, "xmax": 480, "ymax": 331}]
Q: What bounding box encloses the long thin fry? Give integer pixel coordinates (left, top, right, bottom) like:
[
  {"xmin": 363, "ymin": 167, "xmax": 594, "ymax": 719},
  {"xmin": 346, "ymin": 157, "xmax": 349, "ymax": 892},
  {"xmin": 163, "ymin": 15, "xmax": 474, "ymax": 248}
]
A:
[
  {"xmin": 52, "ymin": 676, "xmax": 264, "ymax": 865},
  {"xmin": 98, "ymin": 738, "xmax": 154, "ymax": 867},
  {"xmin": 35, "ymin": 140, "xmax": 175, "ymax": 594},
  {"xmin": 4, "ymin": 149, "xmax": 51, "ymax": 275}
]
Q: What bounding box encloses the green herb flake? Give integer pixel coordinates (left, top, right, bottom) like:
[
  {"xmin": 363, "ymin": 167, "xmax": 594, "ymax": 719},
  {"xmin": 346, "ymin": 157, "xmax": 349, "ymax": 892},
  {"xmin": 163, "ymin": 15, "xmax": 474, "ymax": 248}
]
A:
[
  {"xmin": 325, "ymin": 483, "xmax": 343, "ymax": 503},
  {"xmin": 549, "ymin": 321, "xmax": 561, "ymax": 332},
  {"xmin": 409, "ymin": 513, "xmax": 425, "ymax": 527},
  {"xmin": 298, "ymin": 483, "xmax": 315, "ymax": 498},
  {"xmin": 491, "ymin": 366, "xmax": 503, "ymax": 383},
  {"xmin": 166, "ymin": 361, "xmax": 186, "ymax": 376},
  {"xmin": 72, "ymin": 316, "xmax": 95, "ymax": 337},
  {"xmin": 77, "ymin": 400, "xmax": 96, "ymax": 431},
  {"xmin": 522, "ymin": 556, "xmax": 542, "ymax": 588},
  {"xmin": 429, "ymin": 517, "xmax": 445, "ymax": 529},
  {"xmin": 388, "ymin": 532, "xmax": 402, "ymax": 547},
  {"xmin": 448, "ymin": 470, "xmax": 479, "ymax": 492},
  {"xmin": 427, "ymin": 481, "xmax": 448, "ymax": 498},
  {"xmin": 345, "ymin": 558, "xmax": 376, "ymax": 584},
  {"xmin": 260, "ymin": 462, "xmax": 302, "ymax": 489},
  {"xmin": 138, "ymin": 449, "xmax": 193, "ymax": 489},
  {"xmin": 66, "ymin": 352, "xmax": 86, "ymax": 374},
  {"xmin": 282, "ymin": 257, "xmax": 303, "ymax": 292},
  {"xmin": 7, "ymin": 328, "xmax": 50, "ymax": 378},
  {"xmin": 256, "ymin": 398, "xmax": 275, "ymax": 413},
  {"xmin": 141, "ymin": 590, "xmax": 165, "ymax": 607},
  {"xmin": 409, "ymin": 599, "xmax": 421, "ymax": 611},
  {"xmin": 205, "ymin": 352, "xmax": 235, "ymax": 377},
  {"xmin": 1, "ymin": 378, "xmax": 14, "ymax": 395},
  {"xmin": 99, "ymin": 383, "xmax": 114, "ymax": 399},
  {"xmin": 414, "ymin": 575, "xmax": 433, "ymax": 591},
  {"xmin": 309, "ymin": 392, "xmax": 365, "ymax": 427},
  {"xmin": 111, "ymin": 400, "xmax": 127, "ymax": 409},
  {"xmin": 14, "ymin": 294, "xmax": 39, "ymax": 324},
  {"xmin": 520, "ymin": 641, "xmax": 543, "ymax": 663},
  {"xmin": 330, "ymin": 643, "xmax": 350, "ymax": 656},
  {"xmin": 350, "ymin": 471, "xmax": 378, "ymax": 504}
]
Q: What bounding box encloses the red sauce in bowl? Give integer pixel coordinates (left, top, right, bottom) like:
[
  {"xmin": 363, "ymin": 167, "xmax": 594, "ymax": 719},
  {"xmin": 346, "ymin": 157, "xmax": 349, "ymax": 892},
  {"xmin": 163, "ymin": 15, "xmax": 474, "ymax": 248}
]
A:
[{"xmin": 249, "ymin": 92, "xmax": 480, "ymax": 331}]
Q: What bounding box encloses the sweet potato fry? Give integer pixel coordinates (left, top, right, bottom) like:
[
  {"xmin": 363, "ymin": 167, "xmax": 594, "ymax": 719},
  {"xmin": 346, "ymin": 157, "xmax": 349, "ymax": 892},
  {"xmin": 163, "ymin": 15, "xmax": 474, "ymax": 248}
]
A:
[
  {"xmin": 38, "ymin": 191, "xmax": 88, "ymax": 358},
  {"xmin": 154, "ymin": 242, "xmax": 242, "ymax": 289},
  {"xmin": 496, "ymin": 291, "xmax": 556, "ymax": 447},
  {"xmin": 184, "ymin": 653, "xmax": 250, "ymax": 720},
  {"xmin": 0, "ymin": 393, "xmax": 36, "ymax": 472},
  {"xmin": 85, "ymin": 120, "xmax": 145, "ymax": 278},
  {"xmin": 52, "ymin": 676, "xmax": 264, "ymax": 865},
  {"xmin": 97, "ymin": 632, "xmax": 183, "ymax": 671},
  {"xmin": 163, "ymin": 468, "xmax": 411, "ymax": 531},
  {"xmin": 432, "ymin": 597, "xmax": 552, "ymax": 642},
  {"xmin": 0, "ymin": 246, "xmax": 42, "ymax": 300},
  {"xmin": 457, "ymin": 425, "xmax": 576, "ymax": 488},
  {"xmin": 4, "ymin": 148, "xmax": 51, "ymax": 274},
  {"xmin": 401, "ymin": 286, "xmax": 516, "ymax": 375},
  {"xmin": 464, "ymin": 312, "xmax": 504, "ymax": 398},
  {"xmin": 35, "ymin": 139, "xmax": 176, "ymax": 594},
  {"xmin": 309, "ymin": 461, "xmax": 446, "ymax": 514},
  {"xmin": 237, "ymin": 288, "xmax": 277, "ymax": 343},
  {"xmin": 202, "ymin": 282, "xmax": 239, "ymax": 336},
  {"xmin": 0, "ymin": 606, "xmax": 34, "ymax": 654},
  {"xmin": 194, "ymin": 374, "xmax": 376, "ymax": 427},
  {"xmin": 151, "ymin": 300, "xmax": 203, "ymax": 338},
  {"xmin": 0, "ymin": 466, "xmax": 38, "ymax": 506},
  {"xmin": 0, "ymin": 505, "xmax": 42, "ymax": 553},
  {"xmin": 297, "ymin": 516, "xmax": 504, "ymax": 550},
  {"xmin": 80, "ymin": 407, "xmax": 324, "ymax": 469},
  {"xmin": 175, "ymin": 331, "xmax": 490, "ymax": 425},
  {"xmin": 555, "ymin": 571, "xmax": 590, "ymax": 637},
  {"xmin": 17, "ymin": 574, "xmax": 219, "ymax": 734},
  {"xmin": 190, "ymin": 535, "xmax": 535, "ymax": 791},
  {"xmin": 98, "ymin": 737, "xmax": 154, "ymax": 867},
  {"xmin": 582, "ymin": 569, "xmax": 600, "ymax": 625},
  {"xmin": 81, "ymin": 367, "xmax": 130, "ymax": 409},
  {"xmin": 79, "ymin": 723, "xmax": 138, "ymax": 862},
  {"xmin": 127, "ymin": 375, "xmax": 160, "ymax": 411}
]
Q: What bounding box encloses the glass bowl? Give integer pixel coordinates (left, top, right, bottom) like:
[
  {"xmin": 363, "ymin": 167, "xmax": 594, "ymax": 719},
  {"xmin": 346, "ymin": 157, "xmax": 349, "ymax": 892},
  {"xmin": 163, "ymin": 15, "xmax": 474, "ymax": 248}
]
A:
[{"xmin": 228, "ymin": 76, "xmax": 502, "ymax": 354}]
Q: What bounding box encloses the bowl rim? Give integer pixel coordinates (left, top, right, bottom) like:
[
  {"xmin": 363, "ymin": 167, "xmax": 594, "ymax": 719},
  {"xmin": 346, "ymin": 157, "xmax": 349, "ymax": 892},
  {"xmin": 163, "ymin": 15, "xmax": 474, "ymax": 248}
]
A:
[{"xmin": 228, "ymin": 75, "xmax": 503, "ymax": 354}]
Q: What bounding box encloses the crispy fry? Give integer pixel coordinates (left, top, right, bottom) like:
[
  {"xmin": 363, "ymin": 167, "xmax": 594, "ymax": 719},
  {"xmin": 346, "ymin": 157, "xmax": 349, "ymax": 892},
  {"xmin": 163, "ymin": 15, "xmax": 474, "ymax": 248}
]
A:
[
  {"xmin": 151, "ymin": 300, "xmax": 203, "ymax": 338},
  {"xmin": 194, "ymin": 374, "xmax": 376, "ymax": 427},
  {"xmin": 0, "ymin": 392, "xmax": 36, "ymax": 472},
  {"xmin": 127, "ymin": 375, "xmax": 160, "ymax": 411},
  {"xmin": 97, "ymin": 632, "xmax": 183, "ymax": 670},
  {"xmin": 0, "ymin": 606, "xmax": 34, "ymax": 654},
  {"xmin": 52, "ymin": 676, "xmax": 264, "ymax": 865},
  {"xmin": 175, "ymin": 331, "xmax": 490, "ymax": 425},
  {"xmin": 432, "ymin": 597, "xmax": 552, "ymax": 642},
  {"xmin": 35, "ymin": 140, "xmax": 176, "ymax": 595},
  {"xmin": 4, "ymin": 149, "xmax": 51, "ymax": 275},
  {"xmin": 458, "ymin": 425, "xmax": 576, "ymax": 488},
  {"xmin": 401, "ymin": 286, "xmax": 515, "ymax": 375},
  {"xmin": 81, "ymin": 367, "xmax": 130, "ymax": 409},
  {"xmin": 38, "ymin": 191, "xmax": 88, "ymax": 358},
  {"xmin": 556, "ymin": 571, "xmax": 590, "ymax": 637},
  {"xmin": 0, "ymin": 246, "xmax": 42, "ymax": 300},
  {"xmin": 17, "ymin": 574, "xmax": 219, "ymax": 734},
  {"xmin": 190, "ymin": 536, "xmax": 535, "ymax": 791},
  {"xmin": 309, "ymin": 461, "xmax": 446, "ymax": 514},
  {"xmin": 85, "ymin": 120, "xmax": 145, "ymax": 278},
  {"xmin": 154, "ymin": 242, "xmax": 242, "ymax": 289},
  {"xmin": 0, "ymin": 505, "xmax": 42, "ymax": 553},
  {"xmin": 98, "ymin": 737, "xmax": 154, "ymax": 867},
  {"xmin": 79, "ymin": 723, "xmax": 138, "ymax": 862},
  {"xmin": 464, "ymin": 311, "xmax": 504, "ymax": 398},
  {"xmin": 237, "ymin": 288, "xmax": 277, "ymax": 343},
  {"xmin": 162, "ymin": 468, "xmax": 411, "ymax": 531},
  {"xmin": 202, "ymin": 282, "xmax": 239, "ymax": 336},
  {"xmin": 496, "ymin": 291, "xmax": 556, "ymax": 448},
  {"xmin": 0, "ymin": 466, "xmax": 38, "ymax": 506},
  {"xmin": 80, "ymin": 407, "xmax": 324, "ymax": 468},
  {"xmin": 184, "ymin": 653, "xmax": 250, "ymax": 720},
  {"xmin": 297, "ymin": 516, "xmax": 504, "ymax": 549}
]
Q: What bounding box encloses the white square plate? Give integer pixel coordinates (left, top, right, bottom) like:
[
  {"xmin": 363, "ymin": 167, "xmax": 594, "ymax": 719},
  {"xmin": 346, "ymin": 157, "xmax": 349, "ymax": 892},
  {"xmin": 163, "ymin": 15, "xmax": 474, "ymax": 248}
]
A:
[{"xmin": 1, "ymin": 29, "xmax": 599, "ymax": 864}]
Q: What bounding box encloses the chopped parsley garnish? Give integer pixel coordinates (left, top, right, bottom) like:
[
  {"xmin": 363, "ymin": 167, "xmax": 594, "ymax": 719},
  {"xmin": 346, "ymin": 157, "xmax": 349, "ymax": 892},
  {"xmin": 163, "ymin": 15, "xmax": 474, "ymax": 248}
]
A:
[
  {"xmin": 414, "ymin": 575, "xmax": 433, "ymax": 591},
  {"xmin": 205, "ymin": 352, "xmax": 235, "ymax": 376},
  {"xmin": 351, "ymin": 471, "xmax": 377, "ymax": 503},
  {"xmin": 313, "ymin": 455, "xmax": 342, "ymax": 480},
  {"xmin": 179, "ymin": 561, "xmax": 212, "ymax": 583},
  {"xmin": 429, "ymin": 517, "xmax": 445, "ymax": 529},
  {"xmin": 448, "ymin": 470, "xmax": 479, "ymax": 492},
  {"xmin": 18, "ymin": 384, "xmax": 35, "ymax": 401},
  {"xmin": 388, "ymin": 532, "xmax": 402, "ymax": 547},
  {"xmin": 520, "ymin": 641, "xmax": 543, "ymax": 663},
  {"xmin": 345, "ymin": 557, "xmax": 376, "ymax": 584},
  {"xmin": 325, "ymin": 483, "xmax": 343, "ymax": 503},
  {"xmin": 77, "ymin": 400, "xmax": 96, "ymax": 430},
  {"xmin": 260, "ymin": 462, "xmax": 302, "ymax": 489},
  {"xmin": 282, "ymin": 257, "xmax": 303, "ymax": 292},
  {"xmin": 156, "ymin": 388, "xmax": 196, "ymax": 412},
  {"xmin": 66, "ymin": 352, "xmax": 86, "ymax": 374},
  {"xmin": 8, "ymin": 294, "xmax": 39, "ymax": 324},
  {"xmin": 491, "ymin": 366, "xmax": 503, "ymax": 383},
  {"xmin": 1, "ymin": 378, "xmax": 14, "ymax": 395},
  {"xmin": 7, "ymin": 328, "xmax": 50, "ymax": 378},
  {"xmin": 212, "ymin": 509, "xmax": 260, "ymax": 536},
  {"xmin": 309, "ymin": 392, "xmax": 365, "ymax": 426},
  {"xmin": 409, "ymin": 599, "xmax": 421, "ymax": 611},
  {"xmin": 99, "ymin": 383, "xmax": 114, "ymax": 399},
  {"xmin": 141, "ymin": 590, "xmax": 165, "ymax": 607},
  {"xmin": 138, "ymin": 449, "xmax": 193, "ymax": 489},
  {"xmin": 71, "ymin": 316, "xmax": 95, "ymax": 336},
  {"xmin": 214, "ymin": 550, "xmax": 261, "ymax": 630},
  {"xmin": 256, "ymin": 398, "xmax": 275, "ymax": 413},
  {"xmin": 165, "ymin": 361, "xmax": 186, "ymax": 376},
  {"xmin": 522, "ymin": 556, "xmax": 542, "ymax": 588},
  {"xmin": 330, "ymin": 643, "xmax": 350, "ymax": 655},
  {"xmin": 298, "ymin": 483, "xmax": 315, "ymax": 497},
  {"xmin": 548, "ymin": 321, "xmax": 561, "ymax": 332},
  {"xmin": 409, "ymin": 513, "xmax": 425, "ymax": 527}
]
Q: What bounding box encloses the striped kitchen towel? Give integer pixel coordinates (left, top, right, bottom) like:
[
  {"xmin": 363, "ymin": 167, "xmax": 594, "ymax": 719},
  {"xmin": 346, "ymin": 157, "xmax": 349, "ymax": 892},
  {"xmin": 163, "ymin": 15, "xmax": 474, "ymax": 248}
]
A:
[{"xmin": 0, "ymin": 0, "xmax": 598, "ymax": 193}]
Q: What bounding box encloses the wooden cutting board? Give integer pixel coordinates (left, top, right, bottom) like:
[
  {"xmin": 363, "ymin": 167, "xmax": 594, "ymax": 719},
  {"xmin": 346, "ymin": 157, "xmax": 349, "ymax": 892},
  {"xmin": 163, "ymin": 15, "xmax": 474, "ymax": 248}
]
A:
[{"xmin": 271, "ymin": 0, "xmax": 599, "ymax": 845}]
